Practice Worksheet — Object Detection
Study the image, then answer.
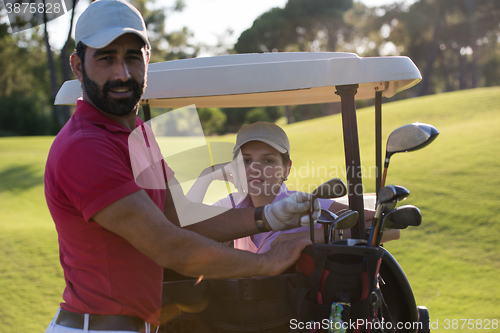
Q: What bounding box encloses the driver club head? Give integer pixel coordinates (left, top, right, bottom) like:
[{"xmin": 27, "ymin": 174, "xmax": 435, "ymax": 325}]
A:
[
  {"xmin": 386, "ymin": 122, "xmax": 440, "ymax": 159},
  {"xmin": 380, "ymin": 123, "xmax": 439, "ymax": 191},
  {"xmin": 311, "ymin": 178, "xmax": 347, "ymax": 200}
]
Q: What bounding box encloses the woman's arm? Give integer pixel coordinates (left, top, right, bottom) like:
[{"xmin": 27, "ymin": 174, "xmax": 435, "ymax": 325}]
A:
[{"xmin": 186, "ymin": 162, "xmax": 234, "ymax": 203}]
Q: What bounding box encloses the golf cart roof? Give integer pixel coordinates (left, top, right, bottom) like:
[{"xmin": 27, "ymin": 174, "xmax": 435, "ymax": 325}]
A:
[{"xmin": 55, "ymin": 52, "xmax": 421, "ymax": 107}]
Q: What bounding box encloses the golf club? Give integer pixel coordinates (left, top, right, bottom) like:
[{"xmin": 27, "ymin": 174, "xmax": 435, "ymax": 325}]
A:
[
  {"xmin": 309, "ymin": 179, "xmax": 347, "ymax": 243},
  {"xmin": 316, "ymin": 209, "xmax": 337, "ymax": 244},
  {"xmin": 375, "ymin": 205, "xmax": 421, "ymax": 246},
  {"xmin": 380, "ymin": 123, "xmax": 439, "ymax": 191},
  {"xmin": 330, "ymin": 210, "xmax": 358, "ymax": 242},
  {"xmin": 368, "ymin": 185, "xmax": 410, "ymax": 247},
  {"xmin": 311, "ymin": 178, "xmax": 347, "ymax": 201},
  {"xmin": 316, "ymin": 209, "xmax": 359, "ymax": 244}
]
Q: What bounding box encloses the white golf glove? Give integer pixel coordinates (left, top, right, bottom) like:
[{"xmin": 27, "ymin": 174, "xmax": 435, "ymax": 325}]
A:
[{"xmin": 264, "ymin": 192, "xmax": 321, "ymax": 231}]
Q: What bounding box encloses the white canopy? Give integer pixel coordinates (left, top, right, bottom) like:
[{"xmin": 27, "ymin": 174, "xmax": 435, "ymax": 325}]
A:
[{"xmin": 55, "ymin": 52, "xmax": 421, "ymax": 108}]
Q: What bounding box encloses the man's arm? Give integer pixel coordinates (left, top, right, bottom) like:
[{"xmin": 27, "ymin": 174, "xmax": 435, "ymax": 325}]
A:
[
  {"xmin": 92, "ymin": 189, "xmax": 310, "ymax": 279},
  {"xmin": 164, "ymin": 177, "xmax": 262, "ymax": 242},
  {"xmin": 164, "ymin": 177, "xmax": 317, "ymax": 242}
]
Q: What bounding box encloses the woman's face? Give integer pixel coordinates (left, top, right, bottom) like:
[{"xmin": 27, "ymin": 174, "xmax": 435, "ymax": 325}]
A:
[{"xmin": 240, "ymin": 141, "xmax": 291, "ymax": 198}]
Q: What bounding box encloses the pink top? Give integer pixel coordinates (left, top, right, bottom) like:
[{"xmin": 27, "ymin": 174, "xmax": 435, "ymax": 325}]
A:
[
  {"xmin": 45, "ymin": 100, "xmax": 174, "ymax": 325},
  {"xmin": 213, "ymin": 183, "xmax": 333, "ymax": 253}
]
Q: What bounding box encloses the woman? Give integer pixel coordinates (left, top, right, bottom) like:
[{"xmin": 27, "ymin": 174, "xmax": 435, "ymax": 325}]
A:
[{"xmin": 187, "ymin": 122, "xmax": 398, "ymax": 253}]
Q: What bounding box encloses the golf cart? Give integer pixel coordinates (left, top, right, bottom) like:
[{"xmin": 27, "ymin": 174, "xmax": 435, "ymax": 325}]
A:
[{"xmin": 55, "ymin": 52, "xmax": 434, "ymax": 332}]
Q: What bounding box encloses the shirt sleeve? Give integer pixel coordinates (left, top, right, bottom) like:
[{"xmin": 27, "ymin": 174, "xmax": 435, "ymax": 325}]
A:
[{"xmin": 57, "ymin": 137, "xmax": 143, "ymax": 222}]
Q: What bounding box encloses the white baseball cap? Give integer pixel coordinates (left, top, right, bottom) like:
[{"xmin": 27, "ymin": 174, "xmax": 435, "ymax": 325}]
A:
[
  {"xmin": 233, "ymin": 122, "xmax": 290, "ymax": 155},
  {"xmin": 75, "ymin": 0, "xmax": 150, "ymax": 49}
]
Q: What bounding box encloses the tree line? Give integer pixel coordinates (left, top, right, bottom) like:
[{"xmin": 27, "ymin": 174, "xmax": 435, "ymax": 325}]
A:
[{"xmin": 1, "ymin": 0, "xmax": 499, "ymax": 136}]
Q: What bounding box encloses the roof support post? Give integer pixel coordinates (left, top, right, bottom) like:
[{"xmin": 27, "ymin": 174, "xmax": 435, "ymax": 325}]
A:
[
  {"xmin": 142, "ymin": 103, "xmax": 152, "ymax": 122},
  {"xmin": 335, "ymin": 84, "xmax": 365, "ymax": 239},
  {"xmin": 375, "ymin": 91, "xmax": 383, "ymax": 197}
]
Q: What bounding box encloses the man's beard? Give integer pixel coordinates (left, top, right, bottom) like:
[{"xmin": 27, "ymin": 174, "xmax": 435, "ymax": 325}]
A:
[{"xmin": 82, "ymin": 67, "xmax": 146, "ymax": 116}]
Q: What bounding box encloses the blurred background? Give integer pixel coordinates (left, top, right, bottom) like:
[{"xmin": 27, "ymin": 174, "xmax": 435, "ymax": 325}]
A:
[
  {"xmin": 1, "ymin": 1, "xmax": 499, "ymax": 331},
  {"xmin": 1, "ymin": 0, "xmax": 499, "ymax": 136}
]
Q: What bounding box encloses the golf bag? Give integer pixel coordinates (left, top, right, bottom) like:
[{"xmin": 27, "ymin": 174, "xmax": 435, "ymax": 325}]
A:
[
  {"xmin": 295, "ymin": 242, "xmax": 384, "ymax": 333},
  {"xmin": 160, "ymin": 270, "xmax": 297, "ymax": 333}
]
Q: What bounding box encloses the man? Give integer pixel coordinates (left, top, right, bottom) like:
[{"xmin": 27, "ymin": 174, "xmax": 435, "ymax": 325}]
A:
[{"xmin": 44, "ymin": 0, "xmax": 319, "ymax": 332}]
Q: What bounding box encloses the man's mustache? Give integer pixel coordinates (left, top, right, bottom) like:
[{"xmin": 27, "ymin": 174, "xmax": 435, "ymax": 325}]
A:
[{"xmin": 103, "ymin": 79, "xmax": 141, "ymax": 93}]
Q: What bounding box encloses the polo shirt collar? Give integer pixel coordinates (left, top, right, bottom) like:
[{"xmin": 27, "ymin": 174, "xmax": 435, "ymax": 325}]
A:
[{"xmin": 74, "ymin": 99, "xmax": 141, "ymax": 133}]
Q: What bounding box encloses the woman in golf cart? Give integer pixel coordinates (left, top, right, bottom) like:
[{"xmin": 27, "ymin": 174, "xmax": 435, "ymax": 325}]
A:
[{"xmin": 188, "ymin": 122, "xmax": 399, "ymax": 253}]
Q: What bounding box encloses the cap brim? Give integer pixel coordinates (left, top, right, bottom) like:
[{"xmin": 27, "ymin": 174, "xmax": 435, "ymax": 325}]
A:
[
  {"xmin": 80, "ymin": 27, "xmax": 150, "ymax": 49},
  {"xmin": 233, "ymin": 138, "xmax": 288, "ymax": 155}
]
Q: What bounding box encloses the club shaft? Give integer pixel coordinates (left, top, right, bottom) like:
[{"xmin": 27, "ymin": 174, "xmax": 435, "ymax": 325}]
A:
[
  {"xmin": 368, "ymin": 204, "xmax": 384, "ymax": 247},
  {"xmin": 375, "ymin": 220, "xmax": 386, "ymax": 247},
  {"xmin": 380, "ymin": 167, "xmax": 388, "ymax": 192},
  {"xmin": 309, "ymin": 210, "xmax": 314, "ymax": 244}
]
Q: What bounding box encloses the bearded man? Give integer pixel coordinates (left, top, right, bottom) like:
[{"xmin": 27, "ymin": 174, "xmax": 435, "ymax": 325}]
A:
[{"xmin": 44, "ymin": 1, "xmax": 318, "ymax": 332}]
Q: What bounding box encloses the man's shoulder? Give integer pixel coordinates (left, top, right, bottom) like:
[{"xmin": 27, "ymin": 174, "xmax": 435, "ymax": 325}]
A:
[
  {"xmin": 53, "ymin": 120, "xmax": 109, "ymax": 152},
  {"xmin": 49, "ymin": 121, "xmax": 126, "ymax": 173}
]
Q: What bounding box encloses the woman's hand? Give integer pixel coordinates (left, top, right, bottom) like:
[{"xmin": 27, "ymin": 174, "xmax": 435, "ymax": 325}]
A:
[{"xmin": 209, "ymin": 162, "xmax": 236, "ymax": 183}]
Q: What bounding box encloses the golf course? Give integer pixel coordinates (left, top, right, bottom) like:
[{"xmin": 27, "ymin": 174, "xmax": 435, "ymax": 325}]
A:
[{"xmin": 1, "ymin": 86, "xmax": 499, "ymax": 332}]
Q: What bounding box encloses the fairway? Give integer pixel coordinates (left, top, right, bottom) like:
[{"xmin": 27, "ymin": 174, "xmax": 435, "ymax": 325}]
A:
[{"xmin": 1, "ymin": 87, "xmax": 499, "ymax": 332}]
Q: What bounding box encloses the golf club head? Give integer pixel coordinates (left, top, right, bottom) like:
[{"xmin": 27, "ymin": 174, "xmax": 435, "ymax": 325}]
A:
[
  {"xmin": 382, "ymin": 201, "xmax": 397, "ymax": 213},
  {"xmin": 317, "ymin": 209, "xmax": 337, "ymax": 224},
  {"xmin": 393, "ymin": 185, "xmax": 410, "ymax": 201},
  {"xmin": 383, "ymin": 204, "xmax": 422, "ymax": 229},
  {"xmin": 310, "ymin": 179, "xmax": 345, "ymax": 243},
  {"xmin": 311, "ymin": 178, "xmax": 347, "ymax": 200},
  {"xmin": 386, "ymin": 122, "xmax": 440, "ymax": 158},
  {"xmin": 377, "ymin": 185, "xmax": 410, "ymax": 206},
  {"xmin": 334, "ymin": 210, "xmax": 359, "ymax": 230}
]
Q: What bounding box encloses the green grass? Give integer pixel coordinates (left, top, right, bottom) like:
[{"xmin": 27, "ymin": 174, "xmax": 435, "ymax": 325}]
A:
[
  {"xmin": 2, "ymin": 87, "xmax": 500, "ymax": 332},
  {"xmin": 0, "ymin": 137, "xmax": 65, "ymax": 332}
]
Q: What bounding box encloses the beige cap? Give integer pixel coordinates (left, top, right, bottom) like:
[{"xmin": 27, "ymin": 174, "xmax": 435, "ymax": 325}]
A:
[
  {"xmin": 75, "ymin": 0, "xmax": 150, "ymax": 49},
  {"xmin": 233, "ymin": 122, "xmax": 290, "ymax": 155}
]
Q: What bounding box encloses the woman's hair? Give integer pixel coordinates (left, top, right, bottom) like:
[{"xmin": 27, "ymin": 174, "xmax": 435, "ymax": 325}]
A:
[{"xmin": 281, "ymin": 152, "xmax": 291, "ymax": 166}]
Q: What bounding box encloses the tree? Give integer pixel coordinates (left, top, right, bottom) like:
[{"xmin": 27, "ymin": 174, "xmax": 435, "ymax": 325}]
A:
[
  {"xmin": 198, "ymin": 107, "xmax": 227, "ymax": 135},
  {"xmin": 41, "ymin": 0, "xmax": 77, "ymax": 128},
  {"xmin": 5, "ymin": 0, "xmax": 199, "ymax": 135},
  {"xmin": 233, "ymin": 0, "xmax": 353, "ymax": 126},
  {"xmin": 380, "ymin": 0, "xmax": 500, "ymax": 95},
  {"xmin": 0, "ymin": 21, "xmax": 53, "ymax": 135},
  {"xmin": 129, "ymin": 0, "xmax": 199, "ymax": 62},
  {"xmin": 235, "ymin": 0, "xmax": 353, "ymax": 53}
]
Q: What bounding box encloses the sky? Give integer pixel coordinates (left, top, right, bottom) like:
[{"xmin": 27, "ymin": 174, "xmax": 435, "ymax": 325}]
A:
[
  {"xmin": 165, "ymin": 0, "xmax": 414, "ymax": 51},
  {"xmin": 7, "ymin": 0, "xmax": 415, "ymax": 52}
]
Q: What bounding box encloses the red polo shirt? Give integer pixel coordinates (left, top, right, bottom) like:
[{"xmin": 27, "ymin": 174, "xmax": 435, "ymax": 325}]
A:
[{"xmin": 45, "ymin": 100, "xmax": 173, "ymax": 325}]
